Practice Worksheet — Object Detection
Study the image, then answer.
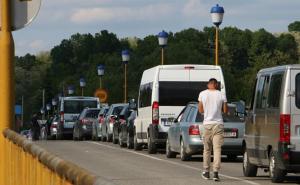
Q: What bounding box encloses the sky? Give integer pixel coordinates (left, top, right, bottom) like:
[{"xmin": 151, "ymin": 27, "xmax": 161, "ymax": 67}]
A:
[{"xmin": 12, "ymin": 0, "xmax": 300, "ymax": 56}]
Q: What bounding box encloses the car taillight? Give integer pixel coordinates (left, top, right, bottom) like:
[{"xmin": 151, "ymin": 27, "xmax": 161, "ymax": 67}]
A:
[
  {"xmin": 98, "ymin": 116, "xmax": 103, "ymax": 124},
  {"xmin": 152, "ymin": 101, "xmax": 159, "ymax": 125},
  {"xmin": 50, "ymin": 124, "xmax": 57, "ymax": 128},
  {"xmin": 280, "ymin": 114, "xmax": 291, "ymax": 143},
  {"xmin": 60, "ymin": 112, "xmax": 64, "ymax": 123},
  {"xmin": 120, "ymin": 119, "xmax": 126, "ymax": 124},
  {"xmin": 80, "ymin": 119, "xmax": 89, "ymax": 124},
  {"xmin": 109, "ymin": 117, "xmax": 115, "ymax": 124},
  {"xmin": 189, "ymin": 125, "xmax": 200, "ymax": 135}
]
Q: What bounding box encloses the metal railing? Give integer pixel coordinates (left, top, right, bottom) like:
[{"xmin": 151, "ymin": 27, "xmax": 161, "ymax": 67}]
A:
[{"xmin": 2, "ymin": 129, "xmax": 113, "ymax": 185}]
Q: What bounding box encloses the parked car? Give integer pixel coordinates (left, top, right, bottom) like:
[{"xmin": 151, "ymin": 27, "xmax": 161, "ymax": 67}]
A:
[
  {"xmin": 134, "ymin": 65, "xmax": 226, "ymax": 153},
  {"xmin": 49, "ymin": 115, "xmax": 59, "ymax": 140},
  {"xmin": 56, "ymin": 96, "xmax": 100, "ymax": 140},
  {"xmin": 118, "ymin": 100, "xmax": 137, "ymax": 149},
  {"xmin": 166, "ymin": 102, "xmax": 244, "ymax": 161},
  {"xmin": 112, "ymin": 105, "xmax": 129, "ymax": 144},
  {"xmin": 101, "ymin": 104, "xmax": 128, "ymax": 142},
  {"xmin": 92, "ymin": 106, "xmax": 109, "ymax": 141},
  {"xmin": 244, "ymin": 65, "xmax": 300, "ymax": 183},
  {"xmin": 73, "ymin": 108, "xmax": 100, "ymax": 140}
]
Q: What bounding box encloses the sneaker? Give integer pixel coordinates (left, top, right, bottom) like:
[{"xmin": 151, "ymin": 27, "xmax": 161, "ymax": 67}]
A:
[
  {"xmin": 202, "ymin": 171, "xmax": 210, "ymax": 180},
  {"xmin": 213, "ymin": 172, "xmax": 220, "ymax": 181}
]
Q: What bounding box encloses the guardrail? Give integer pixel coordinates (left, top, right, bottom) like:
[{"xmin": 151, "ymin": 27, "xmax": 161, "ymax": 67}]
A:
[{"xmin": 2, "ymin": 129, "xmax": 114, "ymax": 185}]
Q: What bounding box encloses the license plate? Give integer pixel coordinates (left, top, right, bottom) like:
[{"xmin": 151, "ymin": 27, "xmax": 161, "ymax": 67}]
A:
[
  {"xmin": 64, "ymin": 122, "xmax": 74, "ymax": 128},
  {"xmin": 161, "ymin": 118, "xmax": 172, "ymax": 126},
  {"xmin": 224, "ymin": 132, "xmax": 237, "ymax": 138}
]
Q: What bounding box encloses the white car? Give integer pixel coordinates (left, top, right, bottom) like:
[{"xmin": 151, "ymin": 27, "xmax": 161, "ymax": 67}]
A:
[{"xmin": 134, "ymin": 65, "xmax": 226, "ymax": 154}]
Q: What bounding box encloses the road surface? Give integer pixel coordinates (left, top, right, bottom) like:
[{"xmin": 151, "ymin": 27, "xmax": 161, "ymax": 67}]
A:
[{"xmin": 36, "ymin": 140, "xmax": 300, "ymax": 185}]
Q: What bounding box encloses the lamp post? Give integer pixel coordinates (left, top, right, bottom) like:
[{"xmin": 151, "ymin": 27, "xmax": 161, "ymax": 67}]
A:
[
  {"xmin": 79, "ymin": 78, "xmax": 86, "ymax": 96},
  {"xmin": 52, "ymin": 98, "xmax": 57, "ymax": 114},
  {"xmin": 97, "ymin": 64, "xmax": 105, "ymax": 89},
  {"xmin": 122, "ymin": 50, "xmax": 130, "ymax": 103},
  {"xmin": 68, "ymin": 85, "xmax": 74, "ymax": 95},
  {"xmin": 40, "ymin": 107, "xmax": 45, "ymax": 120},
  {"xmin": 210, "ymin": 4, "xmax": 224, "ymax": 66},
  {"xmin": 158, "ymin": 30, "xmax": 168, "ymax": 65},
  {"xmin": 46, "ymin": 104, "xmax": 51, "ymax": 119}
]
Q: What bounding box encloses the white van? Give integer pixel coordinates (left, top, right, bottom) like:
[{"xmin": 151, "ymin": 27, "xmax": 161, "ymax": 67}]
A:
[
  {"xmin": 133, "ymin": 65, "xmax": 226, "ymax": 153},
  {"xmin": 56, "ymin": 96, "xmax": 100, "ymax": 139}
]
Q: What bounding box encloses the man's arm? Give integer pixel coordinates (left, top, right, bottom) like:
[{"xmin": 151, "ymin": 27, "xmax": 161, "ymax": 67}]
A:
[
  {"xmin": 223, "ymin": 102, "xmax": 228, "ymax": 114},
  {"xmin": 198, "ymin": 101, "xmax": 204, "ymax": 113}
]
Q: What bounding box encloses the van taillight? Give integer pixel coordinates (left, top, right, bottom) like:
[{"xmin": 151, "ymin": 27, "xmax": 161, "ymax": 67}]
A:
[
  {"xmin": 60, "ymin": 112, "xmax": 64, "ymax": 123},
  {"xmin": 152, "ymin": 101, "xmax": 159, "ymax": 125},
  {"xmin": 280, "ymin": 114, "xmax": 291, "ymax": 143},
  {"xmin": 189, "ymin": 125, "xmax": 200, "ymax": 135}
]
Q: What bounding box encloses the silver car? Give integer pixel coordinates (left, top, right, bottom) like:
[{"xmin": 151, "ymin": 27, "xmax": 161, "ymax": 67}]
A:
[
  {"xmin": 92, "ymin": 106, "xmax": 109, "ymax": 141},
  {"xmin": 166, "ymin": 102, "xmax": 245, "ymax": 161},
  {"xmin": 101, "ymin": 104, "xmax": 128, "ymax": 142},
  {"xmin": 49, "ymin": 115, "xmax": 59, "ymax": 139}
]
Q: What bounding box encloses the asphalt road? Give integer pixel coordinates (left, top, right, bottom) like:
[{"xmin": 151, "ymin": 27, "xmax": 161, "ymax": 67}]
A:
[{"xmin": 36, "ymin": 140, "xmax": 300, "ymax": 185}]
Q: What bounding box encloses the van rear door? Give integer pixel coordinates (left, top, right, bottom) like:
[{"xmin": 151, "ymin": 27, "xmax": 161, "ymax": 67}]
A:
[{"xmin": 290, "ymin": 69, "xmax": 300, "ymax": 151}]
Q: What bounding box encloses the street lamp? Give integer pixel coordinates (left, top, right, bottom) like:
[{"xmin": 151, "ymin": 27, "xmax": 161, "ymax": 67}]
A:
[
  {"xmin": 210, "ymin": 4, "xmax": 224, "ymax": 66},
  {"xmin": 46, "ymin": 104, "xmax": 51, "ymax": 119},
  {"xmin": 79, "ymin": 78, "xmax": 86, "ymax": 96},
  {"xmin": 122, "ymin": 50, "xmax": 130, "ymax": 103},
  {"xmin": 158, "ymin": 30, "xmax": 168, "ymax": 65},
  {"xmin": 52, "ymin": 98, "xmax": 57, "ymax": 114},
  {"xmin": 97, "ymin": 64, "xmax": 105, "ymax": 89},
  {"xmin": 40, "ymin": 107, "xmax": 45, "ymax": 120},
  {"xmin": 68, "ymin": 85, "xmax": 75, "ymax": 95}
]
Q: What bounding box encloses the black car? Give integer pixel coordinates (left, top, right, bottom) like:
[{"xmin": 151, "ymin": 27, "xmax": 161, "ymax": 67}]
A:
[{"xmin": 73, "ymin": 108, "xmax": 100, "ymax": 140}]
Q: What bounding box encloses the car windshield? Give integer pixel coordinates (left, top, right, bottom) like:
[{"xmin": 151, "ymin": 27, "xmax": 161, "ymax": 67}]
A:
[
  {"xmin": 85, "ymin": 110, "xmax": 100, "ymax": 118},
  {"xmin": 64, "ymin": 100, "xmax": 98, "ymax": 114},
  {"xmin": 159, "ymin": 81, "xmax": 220, "ymax": 106}
]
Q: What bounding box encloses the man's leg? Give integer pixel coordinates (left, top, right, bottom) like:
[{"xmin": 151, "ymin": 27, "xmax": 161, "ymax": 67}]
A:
[
  {"xmin": 212, "ymin": 125, "xmax": 224, "ymax": 181},
  {"xmin": 203, "ymin": 125, "xmax": 213, "ymax": 172}
]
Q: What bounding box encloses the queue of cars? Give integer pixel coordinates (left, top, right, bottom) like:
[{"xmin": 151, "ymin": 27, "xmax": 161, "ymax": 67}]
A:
[{"xmin": 38, "ymin": 64, "xmax": 300, "ymax": 183}]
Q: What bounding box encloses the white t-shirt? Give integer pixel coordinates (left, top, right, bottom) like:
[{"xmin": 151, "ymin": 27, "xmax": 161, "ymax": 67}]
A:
[{"xmin": 198, "ymin": 89, "xmax": 227, "ymax": 125}]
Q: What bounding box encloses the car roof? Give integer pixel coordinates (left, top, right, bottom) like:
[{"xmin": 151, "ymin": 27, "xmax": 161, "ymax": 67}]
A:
[
  {"xmin": 60, "ymin": 96, "xmax": 99, "ymax": 101},
  {"xmin": 258, "ymin": 64, "xmax": 300, "ymax": 74}
]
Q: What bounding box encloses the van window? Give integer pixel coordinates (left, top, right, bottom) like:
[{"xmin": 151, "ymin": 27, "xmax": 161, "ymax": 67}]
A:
[
  {"xmin": 295, "ymin": 74, "xmax": 300, "ymax": 108},
  {"xmin": 64, "ymin": 100, "xmax": 98, "ymax": 114},
  {"xmin": 267, "ymin": 73, "xmax": 283, "ymax": 108},
  {"xmin": 255, "ymin": 76, "xmax": 269, "ymax": 109},
  {"xmin": 139, "ymin": 83, "xmax": 153, "ymax": 108},
  {"xmin": 159, "ymin": 81, "xmax": 214, "ymax": 106}
]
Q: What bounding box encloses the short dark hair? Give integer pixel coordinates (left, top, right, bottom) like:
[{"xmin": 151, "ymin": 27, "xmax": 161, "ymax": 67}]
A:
[{"xmin": 208, "ymin": 78, "xmax": 218, "ymax": 84}]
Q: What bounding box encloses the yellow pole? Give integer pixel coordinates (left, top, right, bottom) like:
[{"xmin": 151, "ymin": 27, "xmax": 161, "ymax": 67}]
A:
[
  {"xmin": 124, "ymin": 64, "xmax": 127, "ymax": 103},
  {"xmin": 215, "ymin": 26, "xmax": 219, "ymax": 66},
  {"xmin": 0, "ymin": 0, "xmax": 14, "ymax": 184},
  {"xmin": 161, "ymin": 47, "xmax": 164, "ymax": 65}
]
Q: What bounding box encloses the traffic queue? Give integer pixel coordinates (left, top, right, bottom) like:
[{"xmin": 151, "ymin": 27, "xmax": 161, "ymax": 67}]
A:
[{"xmin": 30, "ymin": 64, "xmax": 300, "ymax": 183}]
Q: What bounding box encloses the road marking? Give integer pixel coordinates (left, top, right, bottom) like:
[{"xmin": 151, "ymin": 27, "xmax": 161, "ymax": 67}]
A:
[{"xmin": 87, "ymin": 141, "xmax": 260, "ymax": 185}]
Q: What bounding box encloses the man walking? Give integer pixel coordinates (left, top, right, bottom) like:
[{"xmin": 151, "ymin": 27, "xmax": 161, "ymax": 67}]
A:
[{"xmin": 198, "ymin": 78, "xmax": 227, "ymax": 181}]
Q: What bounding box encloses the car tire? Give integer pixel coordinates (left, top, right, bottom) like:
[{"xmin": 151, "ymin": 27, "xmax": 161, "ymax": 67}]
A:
[
  {"xmin": 56, "ymin": 133, "xmax": 63, "ymax": 140},
  {"xmin": 269, "ymin": 150, "xmax": 286, "ymax": 183},
  {"xmin": 127, "ymin": 132, "xmax": 134, "ymax": 149},
  {"xmin": 227, "ymin": 155, "xmax": 238, "ymax": 161},
  {"xmin": 107, "ymin": 134, "xmax": 113, "ymax": 142},
  {"xmin": 147, "ymin": 134, "xmax": 157, "ymax": 154},
  {"xmin": 101, "ymin": 135, "xmax": 107, "ymax": 142},
  {"xmin": 180, "ymin": 139, "xmax": 190, "ymax": 161},
  {"xmin": 166, "ymin": 138, "xmax": 176, "ymax": 158},
  {"xmin": 113, "ymin": 130, "xmax": 118, "ymax": 144},
  {"xmin": 134, "ymin": 132, "xmax": 142, "ymax": 151},
  {"xmin": 119, "ymin": 133, "xmax": 126, "ymax": 148},
  {"xmin": 243, "ymin": 149, "xmax": 258, "ymax": 177}
]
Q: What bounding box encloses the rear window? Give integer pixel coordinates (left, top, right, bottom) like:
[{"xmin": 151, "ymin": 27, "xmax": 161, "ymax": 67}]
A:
[
  {"xmin": 112, "ymin": 106, "xmax": 125, "ymax": 116},
  {"xmin": 159, "ymin": 81, "xmax": 220, "ymax": 106},
  {"xmin": 268, "ymin": 73, "xmax": 283, "ymax": 108},
  {"xmin": 296, "ymin": 74, "xmax": 300, "ymax": 108},
  {"xmin": 64, "ymin": 100, "xmax": 98, "ymax": 114},
  {"xmin": 85, "ymin": 110, "xmax": 100, "ymax": 118}
]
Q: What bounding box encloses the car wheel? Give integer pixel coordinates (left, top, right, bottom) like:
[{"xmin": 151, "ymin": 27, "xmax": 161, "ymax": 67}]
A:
[
  {"xmin": 180, "ymin": 139, "xmax": 190, "ymax": 161},
  {"xmin": 119, "ymin": 133, "xmax": 126, "ymax": 148},
  {"xmin": 113, "ymin": 129, "xmax": 118, "ymax": 144},
  {"xmin": 243, "ymin": 149, "xmax": 258, "ymax": 177},
  {"xmin": 166, "ymin": 138, "xmax": 176, "ymax": 158},
  {"xmin": 147, "ymin": 134, "xmax": 157, "ymax": 154},
  {"xmin": 94, "ymin": 129, "xmax": 100, "ymax": 141},
  {"xmin": 127, "ymin": 132, "xmax": 134, "ymax": 149},
  {"xmin": 134, "ymin": 132, "xmax": 142, "ymax": 151},
  {"xmin": 227, "ymin": 155, "xmax": 238, "ymax": 161},
  {"xmin": 269, "ymin": 150, "xmax": 286, "ymax": 183}
]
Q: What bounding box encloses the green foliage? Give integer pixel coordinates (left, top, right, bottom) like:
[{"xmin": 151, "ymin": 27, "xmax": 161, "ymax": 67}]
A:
[
  {"xmin": 288, "ymin": 21, "xmax": 300, "ymax": 32},
  {"xmin": 15, "ymin": 27, "xmax": 300, "ymax": 122}
]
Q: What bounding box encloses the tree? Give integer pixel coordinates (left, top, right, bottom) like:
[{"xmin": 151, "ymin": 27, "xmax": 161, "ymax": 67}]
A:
[{"xmin": 288, "ymin": 21, "xmax": 300, "ymax": 32}]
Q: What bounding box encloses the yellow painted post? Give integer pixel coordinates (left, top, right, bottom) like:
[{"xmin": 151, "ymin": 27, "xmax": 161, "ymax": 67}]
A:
[
  {"xmin": 0, "ymin": 0, "xmax": 15, "ymax": 183},
  {"xmin": 161, "ymin": 47, "xmax": 164, "ymax": 65},
  {"xmin": 215, "ymin": 26, "xmax": 219, "ymax": 66},
  {"xmin": 124, "ymin": 64, "xmax": 127, "ymax": 103}
]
